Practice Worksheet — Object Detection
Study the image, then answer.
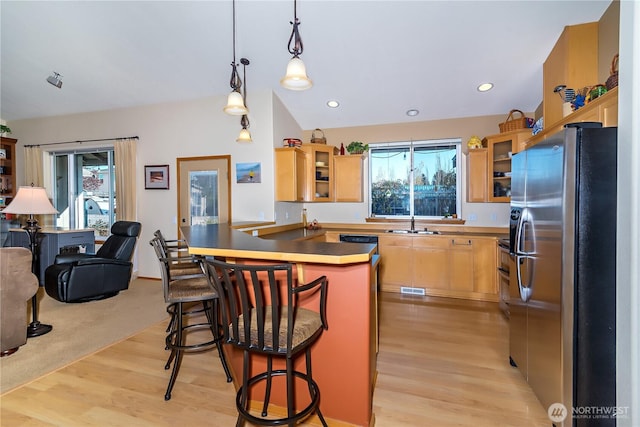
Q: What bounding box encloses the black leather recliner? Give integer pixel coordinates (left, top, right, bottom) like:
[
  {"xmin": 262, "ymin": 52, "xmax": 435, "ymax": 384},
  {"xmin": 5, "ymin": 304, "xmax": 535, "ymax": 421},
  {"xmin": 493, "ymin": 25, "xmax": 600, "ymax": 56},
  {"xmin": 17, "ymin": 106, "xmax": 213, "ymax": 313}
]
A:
[{"xmin": 45, "ymin": 221, "xmax": 142, "ymax": 303}]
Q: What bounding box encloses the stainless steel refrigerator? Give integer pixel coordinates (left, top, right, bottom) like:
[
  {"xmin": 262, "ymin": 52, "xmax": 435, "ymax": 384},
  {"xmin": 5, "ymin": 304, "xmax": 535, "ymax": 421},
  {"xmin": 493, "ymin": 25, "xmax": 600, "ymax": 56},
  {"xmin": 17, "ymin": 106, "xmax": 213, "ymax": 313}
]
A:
[{"xmin": 509, "ymin": 123, "xmax": 617, "ymax": 426}]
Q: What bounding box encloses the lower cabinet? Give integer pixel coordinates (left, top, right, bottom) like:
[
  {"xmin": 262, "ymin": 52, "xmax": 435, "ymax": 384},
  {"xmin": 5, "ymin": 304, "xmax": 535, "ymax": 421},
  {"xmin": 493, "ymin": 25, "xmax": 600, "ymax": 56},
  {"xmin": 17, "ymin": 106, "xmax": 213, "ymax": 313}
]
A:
[
  {"xmin": 378, "ymin": 234, "xmax": 413, "ymax": 288},
  {"xmin": 378, "ymin": 234, "xmax": 498, "ymax": 302},
  {"xmin": 413, "ymin": 237, "xmax": 449, "ymax": 290}
]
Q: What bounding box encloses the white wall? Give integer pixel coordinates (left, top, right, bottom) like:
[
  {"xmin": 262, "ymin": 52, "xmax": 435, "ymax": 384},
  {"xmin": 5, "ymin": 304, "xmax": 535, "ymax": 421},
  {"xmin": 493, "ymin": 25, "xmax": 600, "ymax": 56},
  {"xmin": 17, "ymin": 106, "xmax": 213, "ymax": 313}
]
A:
[
  {"xmin": 271, "ymin": 92, "xmax": 306, "ymax": 226},
  {"xmin": 616, "ymin": 0, "xmax": 639, "ymax": 425},
  {"xmin": 9, "ymin": 90, "xmax": 280, "ymax": 279}
]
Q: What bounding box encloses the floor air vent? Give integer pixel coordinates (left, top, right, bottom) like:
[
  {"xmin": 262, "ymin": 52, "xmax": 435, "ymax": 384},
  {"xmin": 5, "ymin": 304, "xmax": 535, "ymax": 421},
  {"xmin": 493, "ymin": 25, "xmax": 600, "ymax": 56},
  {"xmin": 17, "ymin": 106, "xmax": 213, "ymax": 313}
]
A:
[{"xmin": 400, "ymin": 286, "xmax": 426, "ymax": 296}]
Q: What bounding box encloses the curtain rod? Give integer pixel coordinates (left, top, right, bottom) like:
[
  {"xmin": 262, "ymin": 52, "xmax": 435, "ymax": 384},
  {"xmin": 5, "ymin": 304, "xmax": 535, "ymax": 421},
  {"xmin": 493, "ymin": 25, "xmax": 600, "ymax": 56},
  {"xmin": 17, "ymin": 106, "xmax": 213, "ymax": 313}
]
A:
[{"xmin": 24, "ymin": 136, "xmax": 139, "ymax": 148}]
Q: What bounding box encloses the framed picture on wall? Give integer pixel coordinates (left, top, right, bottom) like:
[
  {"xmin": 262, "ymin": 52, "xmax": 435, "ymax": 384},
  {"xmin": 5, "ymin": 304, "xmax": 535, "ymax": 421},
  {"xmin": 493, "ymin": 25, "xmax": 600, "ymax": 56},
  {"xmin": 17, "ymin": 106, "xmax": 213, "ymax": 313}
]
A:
[
  {"xmin": 236, "ymin": 162, "xmax": 261, "ymax": 183},
  {"xmin": 145, "ymin": 165, "xmax": 170, "ymax": 189}
]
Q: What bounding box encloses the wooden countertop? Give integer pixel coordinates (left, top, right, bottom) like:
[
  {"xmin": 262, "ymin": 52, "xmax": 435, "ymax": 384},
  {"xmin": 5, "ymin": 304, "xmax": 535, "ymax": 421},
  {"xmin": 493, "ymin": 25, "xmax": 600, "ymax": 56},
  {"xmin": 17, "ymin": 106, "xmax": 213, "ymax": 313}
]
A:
[{"xmin": 181, "ymin": 224, "xmax": 375, "ymax": 265}]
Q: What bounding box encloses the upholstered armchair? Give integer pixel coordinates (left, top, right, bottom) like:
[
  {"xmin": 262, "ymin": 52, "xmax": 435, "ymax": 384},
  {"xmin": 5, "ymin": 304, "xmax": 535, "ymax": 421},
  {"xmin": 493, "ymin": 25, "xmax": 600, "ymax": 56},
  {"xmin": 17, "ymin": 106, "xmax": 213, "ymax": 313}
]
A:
[
  {"xmin": 44, "ymin": 221, "xmax": 141, "ymax": 303},
  {"xmin": 0, "ymin": 247, "xmax": 39, "ymax": 356}
]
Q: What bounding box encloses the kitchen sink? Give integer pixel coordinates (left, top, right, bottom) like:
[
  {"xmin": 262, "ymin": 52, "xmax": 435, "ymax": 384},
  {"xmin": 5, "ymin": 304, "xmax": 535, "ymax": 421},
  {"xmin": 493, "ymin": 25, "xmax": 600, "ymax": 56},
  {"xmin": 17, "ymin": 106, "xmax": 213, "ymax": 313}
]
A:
[{"xmin": 386, "ymin": 229, "xmax": 440, "ymax": 235}]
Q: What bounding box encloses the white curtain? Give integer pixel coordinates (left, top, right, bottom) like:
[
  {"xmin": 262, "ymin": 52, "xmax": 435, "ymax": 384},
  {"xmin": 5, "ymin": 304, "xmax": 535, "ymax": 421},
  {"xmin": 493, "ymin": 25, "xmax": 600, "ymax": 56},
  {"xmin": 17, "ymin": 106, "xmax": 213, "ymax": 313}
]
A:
[
  {"xmin": 24, "ymin": 146, "xmax": 44, "ymax": 187},
  {"xmin": 114, "ymin": 138, "xmax": 137, "ymax": 221}
]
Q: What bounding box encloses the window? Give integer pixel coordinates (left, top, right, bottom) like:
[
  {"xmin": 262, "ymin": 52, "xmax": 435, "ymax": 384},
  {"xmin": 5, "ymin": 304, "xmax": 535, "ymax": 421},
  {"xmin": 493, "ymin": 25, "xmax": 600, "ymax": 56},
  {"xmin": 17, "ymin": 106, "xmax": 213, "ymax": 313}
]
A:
[
  {"xmin": 369, "ymin": 139, "xmax": 461, "ymax": 218},
  {"xmin": 51, "ymin": 149, "xmax": 116, "ymax": 237}
]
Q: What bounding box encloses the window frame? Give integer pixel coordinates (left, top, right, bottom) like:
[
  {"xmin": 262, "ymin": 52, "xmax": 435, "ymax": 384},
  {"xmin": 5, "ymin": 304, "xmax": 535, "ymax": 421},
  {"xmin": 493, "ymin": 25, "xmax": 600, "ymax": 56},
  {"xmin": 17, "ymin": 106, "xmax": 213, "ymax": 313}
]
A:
[
  {"xmin": 368, "ymin": 138, "xmax": 461, "ymax": 219},
  {"xmin": 50, "ymin": 148, "xmax": 116, "ymax": 236}
]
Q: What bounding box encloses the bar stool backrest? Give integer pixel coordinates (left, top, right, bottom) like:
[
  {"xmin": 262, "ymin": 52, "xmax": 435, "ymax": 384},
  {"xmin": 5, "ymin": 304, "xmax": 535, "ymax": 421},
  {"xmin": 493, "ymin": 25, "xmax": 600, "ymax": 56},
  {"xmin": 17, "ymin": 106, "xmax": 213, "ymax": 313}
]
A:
[{"xmin": 205, "ymin": 259, "xmax": 327, "ymax": 358}]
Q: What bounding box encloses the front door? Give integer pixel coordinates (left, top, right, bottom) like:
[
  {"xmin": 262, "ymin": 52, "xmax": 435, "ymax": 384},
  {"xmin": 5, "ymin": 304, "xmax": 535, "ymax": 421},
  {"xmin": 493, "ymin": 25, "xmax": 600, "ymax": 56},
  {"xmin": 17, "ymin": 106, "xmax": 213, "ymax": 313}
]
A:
[{"xmin": 176, "ymin": 156, "xmax": 231, "ymax": 232}]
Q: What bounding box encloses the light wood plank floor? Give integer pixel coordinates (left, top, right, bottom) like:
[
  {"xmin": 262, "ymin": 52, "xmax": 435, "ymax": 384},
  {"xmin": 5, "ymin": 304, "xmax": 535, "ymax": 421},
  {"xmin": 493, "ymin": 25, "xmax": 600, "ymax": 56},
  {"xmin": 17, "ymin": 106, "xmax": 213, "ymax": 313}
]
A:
[{"xmin": 0, "ymin": 293, "xmax": 550, "ymax": 426}]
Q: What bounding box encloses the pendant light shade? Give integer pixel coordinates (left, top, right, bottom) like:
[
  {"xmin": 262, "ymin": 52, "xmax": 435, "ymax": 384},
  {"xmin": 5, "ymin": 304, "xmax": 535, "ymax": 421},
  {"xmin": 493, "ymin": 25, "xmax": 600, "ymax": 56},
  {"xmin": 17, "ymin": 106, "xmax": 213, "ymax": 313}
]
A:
[
  {"xmin": 236, "ymin": 127, "xmax": 252, "ymax": 143},
  {"xmin": 224, "ymin": 0, "xmax": 248, "ymax": 116},
  {"xmin": 280, "ymin": 57, "xmax": 312, "ymax": 91},
  {"xmin": 224, "ymin": 90, "xmax": 247, "ymax": 115},
  {"xmin": 281, "ymin": 0, "xmax": 312, "ymax": 91}
]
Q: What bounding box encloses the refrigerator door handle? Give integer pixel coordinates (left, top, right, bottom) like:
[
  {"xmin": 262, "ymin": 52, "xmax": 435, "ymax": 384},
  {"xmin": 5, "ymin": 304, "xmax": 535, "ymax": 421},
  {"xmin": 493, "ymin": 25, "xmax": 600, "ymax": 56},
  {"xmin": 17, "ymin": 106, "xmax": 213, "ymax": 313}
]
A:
[
  {"xmin": 516, "ymin": 255, "xmax": 533, "ymax": 302},
  {"xmin": 515, "ymin": 208, "xmax": 526, "ymax": 255}
]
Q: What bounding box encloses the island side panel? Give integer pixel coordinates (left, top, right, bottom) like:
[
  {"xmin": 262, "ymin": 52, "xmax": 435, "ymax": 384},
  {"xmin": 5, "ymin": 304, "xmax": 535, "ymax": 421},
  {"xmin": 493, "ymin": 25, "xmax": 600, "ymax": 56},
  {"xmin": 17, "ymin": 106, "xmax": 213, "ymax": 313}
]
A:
[{"xmin": 223, "ymin": 260, "xmax": 374, "ymax": 427}]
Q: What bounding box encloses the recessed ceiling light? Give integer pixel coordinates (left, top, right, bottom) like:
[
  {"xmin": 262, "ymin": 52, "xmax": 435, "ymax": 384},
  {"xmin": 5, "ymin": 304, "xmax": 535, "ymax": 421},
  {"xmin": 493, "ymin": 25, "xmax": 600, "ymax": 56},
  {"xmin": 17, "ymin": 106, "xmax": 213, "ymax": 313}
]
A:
[
  {"xmin": 327, "ymin": 100, "xmax": 339, "ymax": 108},
  {"xmin": 477, "ymin": 82, "xmax": 494, "ymax": 92},
  {"xmin": 406, "ymin": 109, "xmax": 419, "ymax": 117}
]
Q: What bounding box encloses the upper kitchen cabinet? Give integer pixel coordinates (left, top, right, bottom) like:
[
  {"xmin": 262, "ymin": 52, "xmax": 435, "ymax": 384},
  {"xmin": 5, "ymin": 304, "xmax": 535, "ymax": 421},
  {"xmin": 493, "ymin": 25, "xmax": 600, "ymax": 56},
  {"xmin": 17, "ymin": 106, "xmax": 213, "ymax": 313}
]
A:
[
  {"xmin": 275, "ymin": 147, "xmax": 307, "ymax": 202},
  {"xmin": 300, "ymin": 144, "xmax": 339, "ymax": 202},
  {"xmin": 0, "ymin": 137, "xmax": 17, "ymax": 203},
  {"xmin": 543, "ymin": 22, "xmax": 599, "ymax": 128},
  {"xmin": 483, "ymin": 129, "xmax": 531, "ymax": 203},
  {"xmin": 466, "ymin": 148, "xmax": 488, "ymax": 203},
  {"xmin": 334, "ymin": 154, "xmax": 364, "ymax": 202}
]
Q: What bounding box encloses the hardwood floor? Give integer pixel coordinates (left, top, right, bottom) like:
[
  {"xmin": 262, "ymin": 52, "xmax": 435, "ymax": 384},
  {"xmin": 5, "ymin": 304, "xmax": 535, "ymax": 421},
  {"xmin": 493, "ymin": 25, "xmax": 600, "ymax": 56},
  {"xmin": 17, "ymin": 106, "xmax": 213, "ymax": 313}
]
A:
[{"xmin": 0, "ymin": 293, "xmax": 549, "ymax": 426}]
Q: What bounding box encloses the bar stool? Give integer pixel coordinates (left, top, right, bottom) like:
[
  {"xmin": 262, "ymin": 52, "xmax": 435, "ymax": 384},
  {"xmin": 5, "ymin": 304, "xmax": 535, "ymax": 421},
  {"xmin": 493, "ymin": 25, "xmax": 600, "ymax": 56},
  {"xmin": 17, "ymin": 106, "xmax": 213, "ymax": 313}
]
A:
[
  {"xmin": 205, "ymin": 259, "xmax": 328, "ymax": 427},
  {"xmin": 150, "ymin": 237, "xmax": 232, "ymax": 400},
  {"xmin": 152, "ymin": 230, "xmax": 205, "ymax": 334}
]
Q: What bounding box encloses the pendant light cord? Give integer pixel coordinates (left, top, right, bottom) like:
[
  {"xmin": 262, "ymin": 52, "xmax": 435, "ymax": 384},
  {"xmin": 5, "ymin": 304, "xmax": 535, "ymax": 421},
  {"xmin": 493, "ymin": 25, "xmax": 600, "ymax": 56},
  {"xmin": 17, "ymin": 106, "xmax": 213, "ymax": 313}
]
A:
[
  {"xmin": 229, "ymin": 0, "xmax": 241, "ymax": 90},
  {"xmin": 287, "ymin": 0, "xmax": 303, "ymax": 57}
]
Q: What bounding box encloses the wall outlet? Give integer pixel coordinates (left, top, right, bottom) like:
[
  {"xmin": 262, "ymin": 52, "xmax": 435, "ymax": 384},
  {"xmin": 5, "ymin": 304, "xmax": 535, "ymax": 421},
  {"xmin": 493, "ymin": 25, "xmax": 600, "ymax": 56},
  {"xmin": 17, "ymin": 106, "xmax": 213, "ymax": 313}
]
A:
[
  {"xmin": 490, "ymin": 213, "xmax": 498, "ymax": 222},
  {"xmin": 252, "ymin": 230, "xmax": 258, "ymax": 236},
  {"xmin": 468, "ymin": 213, "xmax": 477, "ymax": 221},
  {"xmin": 259, "ymin": 211, "xmax": 265, "ymax": 220},
  {"xmin": 285, "ymin": 212, "xmax": 289, "ymax": 220}
]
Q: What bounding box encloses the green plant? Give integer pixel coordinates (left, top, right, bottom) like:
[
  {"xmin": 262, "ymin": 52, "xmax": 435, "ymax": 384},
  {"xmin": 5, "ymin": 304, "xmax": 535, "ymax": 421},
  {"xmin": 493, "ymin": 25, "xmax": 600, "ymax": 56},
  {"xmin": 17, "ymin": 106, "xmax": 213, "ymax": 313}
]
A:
[
  {"xmin": 346, "ymin": 141, "xmax": 369, "ymax": 154},
  {"xmin": 0, "ymin": 125, "xmax": 11, "ymax": 135}
]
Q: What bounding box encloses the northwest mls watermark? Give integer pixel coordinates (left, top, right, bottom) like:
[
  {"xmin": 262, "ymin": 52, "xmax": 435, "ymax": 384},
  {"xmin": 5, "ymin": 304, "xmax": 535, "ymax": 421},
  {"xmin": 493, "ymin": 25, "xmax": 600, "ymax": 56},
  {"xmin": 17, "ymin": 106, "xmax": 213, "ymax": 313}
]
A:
[{"xmin": 548, "ymin": 403, "xmax": 630, "ymax": 423}]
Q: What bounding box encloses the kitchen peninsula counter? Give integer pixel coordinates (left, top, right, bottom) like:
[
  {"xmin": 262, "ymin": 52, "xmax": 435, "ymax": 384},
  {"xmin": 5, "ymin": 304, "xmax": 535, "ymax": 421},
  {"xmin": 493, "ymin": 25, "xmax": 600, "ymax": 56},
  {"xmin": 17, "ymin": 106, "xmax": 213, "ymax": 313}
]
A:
[{"xmin": 181, "ymin": 224, "xmax": 377, "ymax": 427}]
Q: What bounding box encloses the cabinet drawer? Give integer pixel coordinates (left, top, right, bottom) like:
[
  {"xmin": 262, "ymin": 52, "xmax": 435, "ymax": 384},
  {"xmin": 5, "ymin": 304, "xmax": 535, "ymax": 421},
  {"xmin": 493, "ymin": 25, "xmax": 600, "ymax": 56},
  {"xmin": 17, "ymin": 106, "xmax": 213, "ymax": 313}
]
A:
[
  {"xmin": 58, "ymin": 231, "xmax": 95, "ymax": 247},
  {"xmin": 413, "ymin": 235, "xmax": 449, "ymax": 248},
  {"xmin": 378, "ymin": 235, "xmax": 412, "ymax": 247}
]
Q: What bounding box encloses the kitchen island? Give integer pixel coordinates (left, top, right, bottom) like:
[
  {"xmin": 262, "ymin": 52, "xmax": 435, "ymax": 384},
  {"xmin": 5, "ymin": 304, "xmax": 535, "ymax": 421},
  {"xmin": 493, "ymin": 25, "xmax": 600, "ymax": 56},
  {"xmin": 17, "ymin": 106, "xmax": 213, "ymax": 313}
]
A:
[{"xmin": 181, "ymin": 224, "xmax": 378, "ymax": 427}]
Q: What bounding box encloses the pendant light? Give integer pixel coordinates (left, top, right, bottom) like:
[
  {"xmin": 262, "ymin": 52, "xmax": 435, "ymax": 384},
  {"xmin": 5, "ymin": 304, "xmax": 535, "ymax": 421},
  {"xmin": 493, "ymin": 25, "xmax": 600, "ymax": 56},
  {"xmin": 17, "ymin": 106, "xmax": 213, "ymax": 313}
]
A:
[
  {"xmin": 236, "ymin": 58, "xmax": 252, "ymax": 142},
  {"xmin": 224, "ymin": 0, "xmax": 248, "ymax": 115},
  {"xmin": 280, "ymin": 0, "xmax": 312, "ymax": 91}
]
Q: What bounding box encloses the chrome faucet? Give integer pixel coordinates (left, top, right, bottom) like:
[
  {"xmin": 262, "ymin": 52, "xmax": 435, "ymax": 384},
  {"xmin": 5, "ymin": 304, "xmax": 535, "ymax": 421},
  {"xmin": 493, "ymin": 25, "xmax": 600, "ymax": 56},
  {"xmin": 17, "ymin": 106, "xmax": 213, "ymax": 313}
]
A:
[{"xmin": 410, "ymin": 216, "xmax": 415, "ymax": 231}]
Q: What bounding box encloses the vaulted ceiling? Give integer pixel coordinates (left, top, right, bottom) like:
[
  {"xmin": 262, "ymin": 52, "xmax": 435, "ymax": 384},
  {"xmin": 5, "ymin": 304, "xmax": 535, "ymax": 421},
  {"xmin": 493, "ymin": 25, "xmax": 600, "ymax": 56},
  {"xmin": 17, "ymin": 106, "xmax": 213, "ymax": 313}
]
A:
[{"xmin": 0, "ymin": 1, "xmax": 611, "ymax": 130}]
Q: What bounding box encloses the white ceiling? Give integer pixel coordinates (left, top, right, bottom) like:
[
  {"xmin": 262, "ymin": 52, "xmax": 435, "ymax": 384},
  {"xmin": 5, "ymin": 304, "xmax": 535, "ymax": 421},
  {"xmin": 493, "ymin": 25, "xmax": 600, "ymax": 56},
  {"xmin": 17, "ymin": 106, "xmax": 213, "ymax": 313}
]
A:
[{"xmin": 0, "ymin": 1, "xmax": 611, "ymax": 130}]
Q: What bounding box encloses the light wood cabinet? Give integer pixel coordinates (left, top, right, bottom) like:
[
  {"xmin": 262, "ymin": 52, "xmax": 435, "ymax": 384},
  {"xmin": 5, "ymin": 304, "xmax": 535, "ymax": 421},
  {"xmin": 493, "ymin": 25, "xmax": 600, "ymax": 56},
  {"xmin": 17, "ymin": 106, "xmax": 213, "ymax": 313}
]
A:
[
  {"xmin": 466, "ymin": 148, "xmax": 487, "ymax": 202},
  {"xmin": 449, "ymin": 238, "xmax": 474, "ymax": 292},
  {"xmin": 275, "ymin": 147, "xmax": 307, "ymax": 202},
  {"xmin": 378, "ymin": 233, "xmax": 498, "ymax": 302},
  {"xmin": 543, "ymin": 22, "xmax": 599, "ymax": 128},
  {"xmin": 334, "ymin": 155, "xmax": 364, "ymax": 202},
  {"xmin": 413, "ymin": 237, "xmax": 449, "ymax": 290},
  {"xmin": 378, "ymin": 234, "xmax": 413, "ymax": 290},
  {"xmin": 300, "ymin": 144, "xmax": 338, "ymax": 202},
  {"xmin": 484, "ymin": 130, "xmax": 531, "ymax": 203},
  {"xmin": 0, "ymin": 137, "xmax": 17, "ymax": 204}
]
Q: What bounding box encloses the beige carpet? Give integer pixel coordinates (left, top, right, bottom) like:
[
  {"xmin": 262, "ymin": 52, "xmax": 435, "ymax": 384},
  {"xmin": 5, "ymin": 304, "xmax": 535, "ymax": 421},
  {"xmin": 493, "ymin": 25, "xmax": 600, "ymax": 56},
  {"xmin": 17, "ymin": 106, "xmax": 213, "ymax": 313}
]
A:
[{"xmin": 0, "ymin": 277, "xmax": 169, "ymax": 394}]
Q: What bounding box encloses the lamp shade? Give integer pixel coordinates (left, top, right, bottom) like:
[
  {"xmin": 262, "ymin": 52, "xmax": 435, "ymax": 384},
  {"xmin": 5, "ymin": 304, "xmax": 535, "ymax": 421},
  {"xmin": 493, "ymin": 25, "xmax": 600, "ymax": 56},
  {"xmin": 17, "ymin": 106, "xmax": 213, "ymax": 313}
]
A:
[
  {"xmin": 236, "ymin": 128, "xmax": 252, "ymax": 143},
  {"xmin": 223, "ymin": 91, "xmax": 248, "ymax": 115},
  {"xmin": 280, "ymin": 57, "xmax": 313, "ymax": 91},
  {"xmin": 2, "ymin": 186, "xmax": 58, "ymax": 215}
]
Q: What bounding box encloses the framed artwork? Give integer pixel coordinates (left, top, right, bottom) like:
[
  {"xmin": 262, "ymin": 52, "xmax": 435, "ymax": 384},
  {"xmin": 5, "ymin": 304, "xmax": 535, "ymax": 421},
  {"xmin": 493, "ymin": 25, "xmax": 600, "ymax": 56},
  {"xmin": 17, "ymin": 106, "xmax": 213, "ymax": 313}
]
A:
[
  {"xmin": 236, "ymin": 162, "xmax": 261, "ymax": 183},
  {"xmin": 145, "ymin": 165, "xmax": 170, "ymax": 189}
]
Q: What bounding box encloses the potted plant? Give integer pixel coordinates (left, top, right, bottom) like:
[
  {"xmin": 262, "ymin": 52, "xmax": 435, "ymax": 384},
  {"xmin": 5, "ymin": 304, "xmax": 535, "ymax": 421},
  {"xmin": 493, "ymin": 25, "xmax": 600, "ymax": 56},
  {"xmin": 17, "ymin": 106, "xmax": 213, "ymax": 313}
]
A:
[
  {"xmin": 346, "ymin": 141, "xmax": 369, "ymax": 155},
  {"xmin": 0, "ymin": 125, "xmax": 11, "ymax": 136}
]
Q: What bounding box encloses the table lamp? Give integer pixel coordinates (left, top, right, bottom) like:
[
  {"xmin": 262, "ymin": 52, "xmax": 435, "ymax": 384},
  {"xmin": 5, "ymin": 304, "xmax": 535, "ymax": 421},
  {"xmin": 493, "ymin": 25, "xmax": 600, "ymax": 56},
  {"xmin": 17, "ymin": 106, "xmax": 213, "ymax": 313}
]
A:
[{"xmin": 3, "ymin": 184, "xmax": 59, "ymax": 337}]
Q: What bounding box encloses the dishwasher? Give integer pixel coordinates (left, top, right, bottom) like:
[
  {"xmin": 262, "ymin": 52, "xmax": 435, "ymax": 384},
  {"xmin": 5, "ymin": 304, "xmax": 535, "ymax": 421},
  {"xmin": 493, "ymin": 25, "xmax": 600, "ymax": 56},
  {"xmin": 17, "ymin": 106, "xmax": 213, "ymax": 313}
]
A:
[{"xmin": 338, "ymin": 234, "xmax": 378, "ymax": 253}]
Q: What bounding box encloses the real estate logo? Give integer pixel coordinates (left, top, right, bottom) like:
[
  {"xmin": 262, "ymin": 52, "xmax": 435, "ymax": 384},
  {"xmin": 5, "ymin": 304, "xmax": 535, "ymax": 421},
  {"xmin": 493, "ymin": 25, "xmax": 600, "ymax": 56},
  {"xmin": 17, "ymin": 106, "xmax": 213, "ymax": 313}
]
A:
[{"xmin": 548, "ymin": 403, "xmax": 568, "ymax": 423}]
